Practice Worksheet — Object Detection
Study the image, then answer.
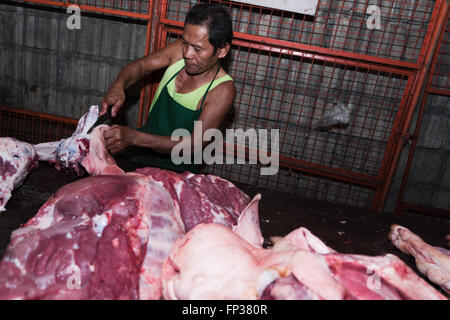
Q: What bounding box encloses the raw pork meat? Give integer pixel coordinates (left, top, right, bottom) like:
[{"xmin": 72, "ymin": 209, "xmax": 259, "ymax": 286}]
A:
[
  {"xmin": 135, "ymin": 167, "xmax": 252, "ymax": 233},
  {"xmin": 0, "ymin": 106, "xmax": 255, "ymax": 299},
  {"xmin": 0, "ymin": 128, "xmax": 252, "ymax": 299},
  {"xmin": 0, "ymin": 106, "xmax": 119, "ymax": 211},
  {"xmin": 83, "ymin": 125, "xmax": 252, "ymax": 231},
  {"xmin": 0, "ymin": 172, "xmax": 184, "ymax": 299},
  {"xmin": 161, "ymin": 223, "xmax": 447, "ymax": 300},
  {"xmin": 0, "ymin": 138, "xmax": 38, "ymax": 212},
  {"xmin": 34, "ymin": 105, "xmax": 100, "ymax": 176},
  {"xmin": 80, "ymin": 125, "xmax": 124, "ymax": 176},
  {"xmin": 389, "ymin": 224, "xmax": 450, "ymax": 294}
]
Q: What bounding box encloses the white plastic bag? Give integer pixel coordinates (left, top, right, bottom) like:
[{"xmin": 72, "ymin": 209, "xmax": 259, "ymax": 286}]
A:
[{"xmin": 315, "ymin": 100, "xmax": 351, "ymax": 131}]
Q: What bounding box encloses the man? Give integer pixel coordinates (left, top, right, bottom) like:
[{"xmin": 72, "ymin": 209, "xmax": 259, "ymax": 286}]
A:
[{"xmin": 102, "ymin": 3, "xmax": 235, "ymax": 173}]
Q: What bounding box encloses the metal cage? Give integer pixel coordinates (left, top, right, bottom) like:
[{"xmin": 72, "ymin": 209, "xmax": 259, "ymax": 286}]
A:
[
  {"xmin": 396, "ymin": 10, "xmax": 450, "ymax": 218},
  {"xmin": 3, "ymin": 0, "xmax": 449, "ymax": 212},
  {"xmin": 0, "ymin": 106, "xmax": 77, "ymax": 143}
]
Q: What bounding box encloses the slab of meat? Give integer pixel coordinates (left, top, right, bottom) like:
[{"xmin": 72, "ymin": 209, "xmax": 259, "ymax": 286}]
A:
[
  {"xmin": 389, "ymin": 224, "xmax": 450, "ymax": 294},
  {"xmin": 81, "ymin": 125, "xmax": 124, "ymax": 176},
  {"xmin": 0, "ymin": 105, "xmax": 256, "ymax": 299},
  {"xmin": 0, "ymin": 106, "xmax": 121, "ymax": 212},
  {"xmin": 34, "ymin": 105, "xmax": 100, "ymax": 176},
  {"xmin": 0, "ymin": 128, "xmax": 252, "ymax": 299},
  {"xmin": 0, "ymin": 138, "xmax": 38, "ymax": 212},
  {"xmin": 135, "ymin": 167, "xmax": 252, "ymax": 233},
  {"xmin": 0, "ymin": 171, "xmax": 185, "ymax": 299},
  {"xmin": 161, "ymin": 223, "xmax": 447, "ymax": 300},
  {"xmin": 0, "ymin": 167, "xmax": 252, "ymax": 299}
]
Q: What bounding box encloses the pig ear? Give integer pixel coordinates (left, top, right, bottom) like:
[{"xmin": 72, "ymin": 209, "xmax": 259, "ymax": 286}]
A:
[
  {"xmin": 274, "ymin": 227, "xmax": 335, "ymax": 254},
  {"xmin": 232, "ymin": 194, "xmax": 264, "ymax": 248}
]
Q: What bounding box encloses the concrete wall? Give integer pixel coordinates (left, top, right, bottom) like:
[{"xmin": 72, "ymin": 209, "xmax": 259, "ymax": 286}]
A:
[
  {"xmin": 0, "ymin": 2, "xmax": 147, "ymax": 126},
  {"xmin": 384, "ymin": 95, "xmax": 450, "ymax": 212}
]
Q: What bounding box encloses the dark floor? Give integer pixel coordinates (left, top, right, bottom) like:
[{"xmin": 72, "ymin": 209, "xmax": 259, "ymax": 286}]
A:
[{"xmin": 1, "ymin": 161, "xmax": 449, "ymax": 297}]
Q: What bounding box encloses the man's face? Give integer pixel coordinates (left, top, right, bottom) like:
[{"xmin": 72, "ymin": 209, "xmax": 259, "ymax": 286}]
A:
[{"xmin": 181, "ymin": 23, "xmax": 222, "ymax": 75}]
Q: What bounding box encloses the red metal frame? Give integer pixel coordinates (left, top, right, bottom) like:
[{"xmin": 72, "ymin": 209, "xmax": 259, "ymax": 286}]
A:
[
  {"xmin": 395, "ymin": 7, "xmax": 450, "ymax": 218},
  {"xmin": 159, "ymin": 15, "xmax": 422, "ymax": 70},
  {"xmin": 162, "ymin": 25, "xmax": 418, "ymax": 76},
  {"xmin": 161, "ymin": 0, "xmax": 441, "ymax": 65},
  {"xmin": 6, "ymin": 0, "xmax": 449, "ymax": 211},
  {"xmin": 161, "ymin": 25, "xmax": 412, "ymax": 190},
  {"xmin": 0, "ymin": 106, "xmax": 78, "ymax": 143},
  {"xmin": 18, "ymin": 0, "xmax": 153, "ymax": 19},
  {"xmin": 157, "ymin": 0, "xmax": 448, "ymax": 210},
  {"xmin": 374, "ymin": 1, "xmax": 449, "ymax": 211}
]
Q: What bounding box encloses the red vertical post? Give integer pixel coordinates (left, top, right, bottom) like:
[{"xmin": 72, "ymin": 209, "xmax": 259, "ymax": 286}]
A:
[
  {"xmin": 138, "ymin": 0, "xmax": 162, "ymax": 127},
  {"xmin": 395, "ymin": 9, "xmax": 450, "ymax": 216},
  {"xmin": 372, "ymin": 0, "xmax": 449, "ymax": 211}
]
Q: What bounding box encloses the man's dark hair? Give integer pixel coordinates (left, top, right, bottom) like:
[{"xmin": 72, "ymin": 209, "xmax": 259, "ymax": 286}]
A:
[{"xmin": 185, "ymin": 3, "xmax": 233, "ymax": 53}]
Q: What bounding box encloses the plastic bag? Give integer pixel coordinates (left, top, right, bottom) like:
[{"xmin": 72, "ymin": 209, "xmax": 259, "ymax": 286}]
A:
[{"xmin": 315, "ymin": 100, "xmax": 351, "ymax": 131}]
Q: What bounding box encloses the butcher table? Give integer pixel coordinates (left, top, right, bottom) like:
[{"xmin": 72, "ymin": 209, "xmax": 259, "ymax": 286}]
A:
[{"xmin": 0, "ymin": 161, "xmax": 448, "ymax": 297}]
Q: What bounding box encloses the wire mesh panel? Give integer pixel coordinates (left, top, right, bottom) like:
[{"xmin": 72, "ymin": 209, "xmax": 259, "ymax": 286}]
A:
[
  {"xmin": 163, "ymin": 24, "xmax": 412, "ymax": 207},
  {"xmin": 212, "ymin": 163, "xmax": 376, "ymax": 208},
  {"xmin": 225, "ymin": 43, "xmax": 410, "ymax": 178},
  {"xmin": 398, "ymin": 93, "xmax": 450, "ymax": 215},
  {"xmin": 163, "ymin": 0, "xmax": 437, "ymax": 64},
  {"xmin": 6, "ymin": 0, "xmax": 446, "ymax": 210},
  {"xmin": 15, "ymin": 0, "xmax": 152, "ymax": 19},
  {"xmin": 156, "ymin": 0, "xmax": 446, "ymax": 209},
  {"xmin": 0, "ymin": 107, "xmax": 77, "ymax": 144},
  {"xmin": 70, "ymin": 0, "xmax": 151, "ymax": 16},
  {"xmin": 216, "ymin": 43, "xmax": 406, "ymax": 207},
  {"xmin": 430, "ymin": 15, "xmax": 450, "ymax": 93},
  {"xmin": 395, "ymin": 9, "xmax": 450, "ymax": 217}
]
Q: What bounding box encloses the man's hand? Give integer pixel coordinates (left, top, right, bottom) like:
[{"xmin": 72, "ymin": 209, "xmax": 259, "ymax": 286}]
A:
[
  {"xmin": 104, "ymin": 125, "xmax": 136, "ymax": 154},
  {"xmin": 101, "ymin": 82, "xmax": 125, "ymax": 117},
  {"xmin": 100, "ymin": 39, "xmax": 182, "ymax": 117}
]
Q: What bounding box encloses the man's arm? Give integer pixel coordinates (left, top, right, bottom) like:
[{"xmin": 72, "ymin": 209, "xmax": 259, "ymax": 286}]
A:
[
  {"xmin": 104, "ymin": 80, "xmax": 236, "ymax": 155},
  {"xmin": 102, "ymin": 40, "xmax": 183, "ymax": 116}
]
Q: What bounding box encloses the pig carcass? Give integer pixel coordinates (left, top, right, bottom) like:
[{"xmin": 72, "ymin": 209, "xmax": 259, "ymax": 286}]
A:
[
  {"xmin": 161, "ymin": 223, "xmax": 447, "ymax": 300},
  {"xmin": 0, "ymin": 138, "xmax": 38, "ymax": 212},
  {"xmin": 389, "ymin": 224, "xmax": 450, "ymax": 294},
  {"xmin": 34, "ymin": 105, "xmax": 101, "ymax": 176}
]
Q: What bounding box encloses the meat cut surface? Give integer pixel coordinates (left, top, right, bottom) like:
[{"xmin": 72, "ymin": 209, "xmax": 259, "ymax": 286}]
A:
[
  {"xmin": 1, "ymin": 106, "xmax": 118, "ymax": 213},
  {"xmin": 34, "ymin": 105, "xmax": 100, "ymax": 176},
  {"xmin": 135, "ymin": 167, "xmax": 251, "ymax": 232},
  {"xmin": 0, "ymin": 166, "xmax": 251, "ymax": 299},
  {"xmin": 0, "ymin": 138, "xmax": 38, "ymax": 212},
  {"xmin": 0, "ymin": 172, "xmax": 184, "ymax": 299},
  {"xmin": 2, "ymin": 105, "xmax": 446, "ymax": 300},
  {"xmin": 81, "ymin": 125, "xmax": 124, "ymax": 176}
]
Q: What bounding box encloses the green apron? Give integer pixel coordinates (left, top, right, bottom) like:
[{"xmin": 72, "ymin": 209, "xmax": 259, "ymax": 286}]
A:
[{"xmin": 129, "ymin": 64, "xmax": 221, "ymax": 173}]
